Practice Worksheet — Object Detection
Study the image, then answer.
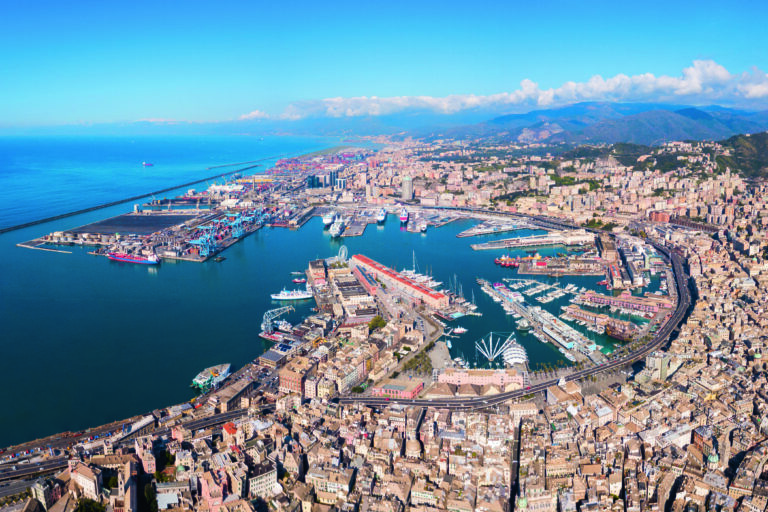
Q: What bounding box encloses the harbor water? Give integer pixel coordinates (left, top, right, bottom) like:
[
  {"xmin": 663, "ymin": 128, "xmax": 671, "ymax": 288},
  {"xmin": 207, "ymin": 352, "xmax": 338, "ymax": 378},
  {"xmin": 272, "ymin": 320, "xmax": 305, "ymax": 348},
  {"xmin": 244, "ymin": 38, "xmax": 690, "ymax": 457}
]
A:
[{"xmin": 0, "ymin": 136, "xmax": 660, "ymax": 446}]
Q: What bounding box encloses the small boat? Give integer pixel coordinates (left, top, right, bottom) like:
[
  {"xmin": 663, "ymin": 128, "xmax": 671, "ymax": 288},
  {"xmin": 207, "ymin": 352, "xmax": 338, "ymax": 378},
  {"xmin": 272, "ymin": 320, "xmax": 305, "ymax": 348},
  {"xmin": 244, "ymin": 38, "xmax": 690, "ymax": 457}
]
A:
[
  {"xmin": 142, "ymin": 162, "xmax": 154, "ymax": 167},
  {"xmin": 292, "ymin": 278, "xmax": 307, "ymax": 284},
  {"xmin": 446, "ymin": 340, "xmax": 452, "ymax": 349},
  {"xmin": 419, "ymin": 222, "xmax": 427, "ymax": 233},
  {"xmin": 290, "ymin": 271, "xmax": 304, "ymax": 276}
]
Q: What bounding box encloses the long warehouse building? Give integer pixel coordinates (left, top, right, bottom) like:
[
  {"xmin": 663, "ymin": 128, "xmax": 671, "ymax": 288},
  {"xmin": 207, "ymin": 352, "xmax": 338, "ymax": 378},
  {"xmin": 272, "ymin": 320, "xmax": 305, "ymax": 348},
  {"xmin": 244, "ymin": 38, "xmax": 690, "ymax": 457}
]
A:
[{"xmin": 350, "ymin": 254, "xmax": 449, "ymax": 309}]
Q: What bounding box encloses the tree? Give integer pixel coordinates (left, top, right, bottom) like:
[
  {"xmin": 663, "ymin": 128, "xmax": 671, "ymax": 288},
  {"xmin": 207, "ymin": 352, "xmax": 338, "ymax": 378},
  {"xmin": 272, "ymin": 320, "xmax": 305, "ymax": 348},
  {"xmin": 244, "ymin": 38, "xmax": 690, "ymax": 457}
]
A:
[
  {"xmin": 144, "ymin": 484, "xmax": 158, "ymax": 512},
  {"xmin": 75, "ymin": 500, "xmax": 106, "ymax": 512},
  {"xmin": 368, "ymin": 315, "xmax": 387, "ymax": 332}
]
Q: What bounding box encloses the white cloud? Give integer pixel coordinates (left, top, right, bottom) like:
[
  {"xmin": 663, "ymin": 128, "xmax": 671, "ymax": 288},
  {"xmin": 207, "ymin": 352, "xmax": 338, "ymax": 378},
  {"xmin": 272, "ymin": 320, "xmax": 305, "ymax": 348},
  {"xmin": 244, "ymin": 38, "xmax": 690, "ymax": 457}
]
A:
[
  {"xmin": 240, "ymin": 60, "xmax": 768, "ymax": 121},
  {"xmin": 737, "ymin": 67, "xmax": 768, "ymax": 98},
  {"xmin": 239, "ymin": 109, "xmax": 270, "ymax": 120}
]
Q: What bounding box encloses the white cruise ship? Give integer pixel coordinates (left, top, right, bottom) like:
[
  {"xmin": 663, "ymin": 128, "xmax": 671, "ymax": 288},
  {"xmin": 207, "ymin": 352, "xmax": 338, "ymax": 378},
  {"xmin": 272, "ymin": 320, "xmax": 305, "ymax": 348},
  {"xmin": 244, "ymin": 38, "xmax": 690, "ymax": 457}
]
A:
[
  {"xmin": 271, "ymin": 283, "xmax": 313, "ymax": 301},
  {"xmin": 329, "ymin": 217, "xmax": 345, "ymax": 237},
  {"xmin": 322, "ymin": 211, "xmax": 337, "ymax": 227}
]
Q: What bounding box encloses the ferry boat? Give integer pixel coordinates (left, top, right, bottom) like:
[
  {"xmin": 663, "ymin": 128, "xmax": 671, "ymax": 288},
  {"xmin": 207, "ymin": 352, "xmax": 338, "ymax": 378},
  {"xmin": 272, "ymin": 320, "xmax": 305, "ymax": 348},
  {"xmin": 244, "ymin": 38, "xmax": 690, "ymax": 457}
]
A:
[
  {"xmin": 292, "ymin": 277, "xmax": 307, "ymax": 284},
  {"xmin": 107, "ymin": 252, "xmax": 160, "ymax": 265},
  {"xmin": 322, "ymin": 211, "xmax": 337, "ymax": 227},
  {"xmin": 329, "ymin": 218, "xmax": 345, "ymax": 237},
  {"xmin": 271, "ymin": 284, "xmax": 313, "ymax": 301},
  {"xmin": 191, "ymin": 363, "xmax": 230, "ymax": 391},
  {"xmin": 453, "ymin": 326, "xmax": 468, "ymax": 334},
  {"xmin": 399, "ymin": 208, "xmax": 409, "ymax": 224},
  {"xmin": 376, "ymin": 208, "xmax": 387, "ymax": 223}
]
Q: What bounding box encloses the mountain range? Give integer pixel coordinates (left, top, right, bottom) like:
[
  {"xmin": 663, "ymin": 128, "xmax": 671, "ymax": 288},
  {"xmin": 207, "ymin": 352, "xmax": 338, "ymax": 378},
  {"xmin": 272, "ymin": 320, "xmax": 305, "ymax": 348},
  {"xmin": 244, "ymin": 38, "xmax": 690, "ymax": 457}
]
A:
[
  {"xmin": 8, "ymin": 101, "xmax": 768, "ymax": 147},
  {"xmin": 438, "ymin": 102, "xmax": 768, "ymax": 145}
]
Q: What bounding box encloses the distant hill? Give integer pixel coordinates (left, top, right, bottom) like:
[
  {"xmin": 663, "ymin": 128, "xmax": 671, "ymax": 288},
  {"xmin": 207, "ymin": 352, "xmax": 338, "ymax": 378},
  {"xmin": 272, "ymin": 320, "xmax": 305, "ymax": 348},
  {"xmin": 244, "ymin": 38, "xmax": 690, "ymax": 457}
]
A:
[
  {"xmin": 717, "ymin": 132, "xmax": 768, "ymax": 177},
  {"xmin": 438, "ymin": 102, "xmax": 768, "ymax": 146}
]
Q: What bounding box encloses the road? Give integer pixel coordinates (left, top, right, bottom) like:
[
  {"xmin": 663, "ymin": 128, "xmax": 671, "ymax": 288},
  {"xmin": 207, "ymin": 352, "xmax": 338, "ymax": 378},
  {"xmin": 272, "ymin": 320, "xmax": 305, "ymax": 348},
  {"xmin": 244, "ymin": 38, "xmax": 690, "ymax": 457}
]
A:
[
  {"xmin": 340, "ymin": 229, "xmax": 692, "ymax": 411},
  {"xmin": 0, "ymin": 405, "xmax": 272, "ymax": 483}
]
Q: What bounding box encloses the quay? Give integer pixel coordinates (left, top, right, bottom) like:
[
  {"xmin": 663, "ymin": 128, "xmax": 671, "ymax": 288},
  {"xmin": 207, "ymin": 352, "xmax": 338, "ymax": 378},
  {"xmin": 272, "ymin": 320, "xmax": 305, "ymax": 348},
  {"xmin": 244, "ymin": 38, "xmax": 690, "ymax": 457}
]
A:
[
  {"xmin": 341, "ymin": 219, "xmax": 368, "ymax": 237},
  {"xmin": 516, "ymin": 256, "xmax": 605, "ymax": 276},
  {"xmin": 470, "ymin": 229, "xmax": 594, "ymax": 250},
  {"xmin": 456, "ymin": 218, "xmax": 537, "ymax": 238}
]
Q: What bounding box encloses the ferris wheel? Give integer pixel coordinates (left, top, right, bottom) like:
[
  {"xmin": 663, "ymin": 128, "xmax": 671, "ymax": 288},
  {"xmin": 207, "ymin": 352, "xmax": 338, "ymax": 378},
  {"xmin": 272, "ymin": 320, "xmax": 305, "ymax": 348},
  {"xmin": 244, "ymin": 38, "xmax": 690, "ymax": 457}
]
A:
[{"xmin": 338, "ymin": 245, "xmax": 349, "ymax": 262}]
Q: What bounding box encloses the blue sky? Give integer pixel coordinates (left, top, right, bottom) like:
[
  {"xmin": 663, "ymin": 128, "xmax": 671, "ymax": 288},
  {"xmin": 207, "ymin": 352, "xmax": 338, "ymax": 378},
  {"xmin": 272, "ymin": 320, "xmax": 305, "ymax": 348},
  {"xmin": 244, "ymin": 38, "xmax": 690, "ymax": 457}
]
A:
[{"xmin": 2, "ymin": 0, "xmax": 767, "ymax": 125}]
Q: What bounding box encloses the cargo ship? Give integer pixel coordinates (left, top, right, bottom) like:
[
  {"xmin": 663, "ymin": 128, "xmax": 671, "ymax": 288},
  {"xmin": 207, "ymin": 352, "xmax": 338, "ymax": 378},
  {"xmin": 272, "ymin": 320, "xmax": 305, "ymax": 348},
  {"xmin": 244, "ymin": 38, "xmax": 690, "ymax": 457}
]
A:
[
  {"xmin": 107, "ymin": 252, "xmax": 160, "ymax": 265},
  {"xmin": 376, "ymin": 208, "xmax": 387, "ymax": 223},
  {"xmin": 399, "ymin": 208, "xmax": 409, "ymax": 224},
  {"xmin": 271, "ymin": 284, "xmax": 313, "ymax": 301},
  {"xmin": 191, "ymin": 363, "xmax": 230, "ymax": 391}
]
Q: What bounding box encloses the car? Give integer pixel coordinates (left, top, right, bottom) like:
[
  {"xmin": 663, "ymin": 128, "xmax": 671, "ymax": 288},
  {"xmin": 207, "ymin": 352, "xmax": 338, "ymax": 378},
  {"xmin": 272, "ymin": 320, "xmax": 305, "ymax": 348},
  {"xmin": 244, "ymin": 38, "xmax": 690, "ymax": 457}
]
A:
[{"xmin": 526, "ymin": 386, "xmax": 531, "ymax": 390}]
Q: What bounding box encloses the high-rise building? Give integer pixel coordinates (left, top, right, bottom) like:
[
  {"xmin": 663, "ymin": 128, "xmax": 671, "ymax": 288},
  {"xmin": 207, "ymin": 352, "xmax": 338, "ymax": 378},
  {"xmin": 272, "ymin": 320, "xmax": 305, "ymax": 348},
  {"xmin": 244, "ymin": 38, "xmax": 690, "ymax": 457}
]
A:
[{"xmin": 401, "ymin": 175, "xmax": 413, "ymax": 200}]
